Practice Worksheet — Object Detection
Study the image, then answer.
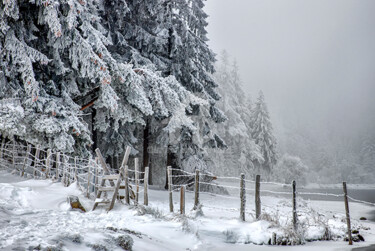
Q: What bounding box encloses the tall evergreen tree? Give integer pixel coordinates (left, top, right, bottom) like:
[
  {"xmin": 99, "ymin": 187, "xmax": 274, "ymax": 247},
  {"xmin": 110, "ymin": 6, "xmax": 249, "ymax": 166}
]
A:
[
  {"xmin": 250, "ymin": 91, "xmax": 278, "ymax": 173},
  {"xmin": 0, "ymin": 0, "xmax": 196, "ymax": 160},
  {"xmin": 209, "ymin": 51, "xmax": 263, "ymax": 176},
  {"xmin": 102, "ymin": 0, "xmax": 226, "ymax": 175}
]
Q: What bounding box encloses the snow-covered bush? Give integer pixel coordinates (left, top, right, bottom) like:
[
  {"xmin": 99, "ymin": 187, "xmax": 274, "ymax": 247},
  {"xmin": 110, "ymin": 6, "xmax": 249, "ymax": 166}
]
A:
[{"xmin": 272, "ymin": 154, "xmax": 308, "ymax": 185}]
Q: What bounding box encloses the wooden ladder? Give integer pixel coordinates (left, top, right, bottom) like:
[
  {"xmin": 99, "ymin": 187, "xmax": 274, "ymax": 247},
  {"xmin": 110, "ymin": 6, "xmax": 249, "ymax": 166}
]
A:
[{"xmin": 92, "ymin": 146, "xmax": 131, "ymax": 212}]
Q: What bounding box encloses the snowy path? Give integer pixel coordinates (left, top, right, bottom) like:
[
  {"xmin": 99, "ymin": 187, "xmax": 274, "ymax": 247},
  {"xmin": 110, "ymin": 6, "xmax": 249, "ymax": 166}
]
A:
[{"xmin": 1, "ymin": 169, "xmax": 375, "ymax": 251}]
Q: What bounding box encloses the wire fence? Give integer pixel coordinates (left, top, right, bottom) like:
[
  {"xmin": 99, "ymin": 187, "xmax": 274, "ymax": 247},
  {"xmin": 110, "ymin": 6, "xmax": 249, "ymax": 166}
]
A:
[{"xmin": 0, "ymin": 139, "xmax": 374, "ymax": 245}]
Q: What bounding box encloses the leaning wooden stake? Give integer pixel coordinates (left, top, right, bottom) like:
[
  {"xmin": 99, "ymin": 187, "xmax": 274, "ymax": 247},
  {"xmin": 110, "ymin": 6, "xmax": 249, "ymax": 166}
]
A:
[
  {"xmin": 194, "ymin": 169, "xmax": 200, "ymax": 210},
  {"xmin": 95, "ymin": 148, "xmax": 115, "ymax": 187},
  {"xmin": 144, "ymin": 166, "xmax": 149, "ymax": 206},
  {"xmin": 168, "ymin": 166, "xmax": 173, "ymax": 212},
  {"xmin": 255, "ymin": 174, "xmax": 261, "ymax": 219},
  {"xmin": 240, "ymin": 173, "xmax": 246, "ymax": 221},
  {"xmin": 343, "ymin": 182, "xmax": 353, "ymax": 245},
  {"xmin": 292, "ymin": 180, "xmax": 297, "ymax": 230},
  {"xmin": 135, "ymin": 158, "xmax": 139, "ymax": 205},
  {"xmin": 125, "ymin": 165, "xmax": 130, "ymax": 204},
  {"xmin": 180, "ymin": 185, "xmax": 185, "ymax": 215}
]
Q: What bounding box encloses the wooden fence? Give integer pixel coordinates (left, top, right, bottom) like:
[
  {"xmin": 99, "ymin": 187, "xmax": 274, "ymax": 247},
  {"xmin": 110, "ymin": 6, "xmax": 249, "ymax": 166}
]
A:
[{"xmin": 1, "ymin": 140, "xmax": 375, "ymax": 246}]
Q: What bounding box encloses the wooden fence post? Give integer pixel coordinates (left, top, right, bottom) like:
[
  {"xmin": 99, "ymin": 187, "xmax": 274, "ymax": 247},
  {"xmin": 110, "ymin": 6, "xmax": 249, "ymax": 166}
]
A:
[
  {"xmin": 194, "ymin": 169, "xmax": 200, "ymax": 210},
  {"xmin": 144, "ymin": 166, "xmax": 149, "ymax": 206},
  {"xmin": 94, "ymin": 164, "xmax": 99, "ymax": 196},
  {"xmin": 0, "ymin": 137, "xmax": 5, "ymax": 160},
  {"xmin": 180, "ymin": 185, "xmax": 185, "ymax": 215},
  {"xmin": 135, "ymin": 158, "xmax": 139, "ymax": 205},
  {"xmin": 22, "ymin": 144, "xmax": 31, "ymax": 177},
  {"xmin": 86, "ymin": 164, "xmax": 91, "ymax": 198},
  {"xmin": 125, "ymin": 165, "xmax": 130, "ymax": 205},
  {"xmin": 12, "ymin": 138, "xmax": 16, "ymax": 170},
  {"xmin": 33, "ymin": 146, "xmax": 40, "ymax": 178},
  {"xmin": 168, "ymin": 166, "xmax": 173, "ymax": 212},
  {"xmin": 45, "ymin": 149, "xmax": 51, "ymax": 178},
  {"xmin": 62, "ymin": 155, "xmax": 68, "ymax": 186},
  {"xmin": 255, "ymin": 174, "xmax": 261, "ymax": 219},
  {"xmin": 292, "ymin": 180, "xmax": 297, "ymax": 230},
  {"xmin": 343, "ymin": 182, "xmax": 353, "ymax": 245},
  {"xmin": 74, "ymin": 157, "xmax": 78, "ymax": 183},
  {"xmin": 240, "ymin": 173, "xmax": 246, "ymax": 221},
  {"xmin": 56, "ymin": 152, "xmax": 60, "ymax": 181}
]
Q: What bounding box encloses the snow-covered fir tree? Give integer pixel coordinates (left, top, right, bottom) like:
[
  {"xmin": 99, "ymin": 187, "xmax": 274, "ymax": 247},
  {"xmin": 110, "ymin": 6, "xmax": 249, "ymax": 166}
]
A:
[
  {"xmin": 101, "ymin": 0, "xmax": 226, "ymax": 176},
  {"xmin": 250, "ymin": 91, "xmax": 278, "ymax": 174},
  {"xmin": 208, "ymin": 51, "xmax": 263, "ymax": 176},
  {"xmin": 0, "ymin": 0, "xmax": 196, "ymax": 160}
]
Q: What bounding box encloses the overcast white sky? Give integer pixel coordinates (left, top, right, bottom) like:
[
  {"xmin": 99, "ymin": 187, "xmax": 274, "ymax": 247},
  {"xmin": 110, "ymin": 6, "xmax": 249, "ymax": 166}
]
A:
[{"xmin": 204, "ymin": 0, "xmax": 375, "ymax": 146}]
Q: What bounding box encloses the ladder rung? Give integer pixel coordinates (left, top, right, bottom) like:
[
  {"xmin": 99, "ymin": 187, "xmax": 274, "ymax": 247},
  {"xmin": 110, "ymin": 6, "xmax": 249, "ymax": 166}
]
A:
[
  {"xmin": 102, "ymin": 175, "xmax": 119, "ymax": 180},
  {"xmin": 95, "ymin": 199, "xmax": 110, "ymax": 204},
  {"xmin": 98, "ymin": 187, "xmax": 115, "ymax": 191}
]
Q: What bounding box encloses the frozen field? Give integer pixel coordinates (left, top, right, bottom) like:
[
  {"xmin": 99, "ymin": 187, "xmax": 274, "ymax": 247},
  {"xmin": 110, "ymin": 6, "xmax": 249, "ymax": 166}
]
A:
[{"xmin": 1, "ymin": 169, "xmax": 375, "ymax": 251}]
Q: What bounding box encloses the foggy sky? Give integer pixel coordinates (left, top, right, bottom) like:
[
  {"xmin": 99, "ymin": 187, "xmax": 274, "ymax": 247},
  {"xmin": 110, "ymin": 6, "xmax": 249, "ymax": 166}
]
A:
[{"xmin": 205, "ymin": 0, "xmax": 375, "ymax": 151}]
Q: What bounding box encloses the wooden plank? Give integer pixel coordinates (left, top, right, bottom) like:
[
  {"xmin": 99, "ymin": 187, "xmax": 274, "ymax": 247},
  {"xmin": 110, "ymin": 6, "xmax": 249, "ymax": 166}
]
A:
[
  {"xmin": 108, "ymin": 166, "xmax": 124, "ymax": 211},
  {"xmin": 98, "ymin": 187, "xmax": 115, "ymax": 192},
  {"xmin": 102, "ymin": 175, "xmax": 119, "ymax": 180},
  {"xmin": 95, "ymin": 148, "xmax": 115, "ymax": 187}
]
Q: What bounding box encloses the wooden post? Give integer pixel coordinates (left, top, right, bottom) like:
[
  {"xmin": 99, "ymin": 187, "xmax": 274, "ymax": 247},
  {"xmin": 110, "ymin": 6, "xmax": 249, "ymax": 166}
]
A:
[
  {"xmin": 0, "ymin": 137, "xmax": 5, "ymax": 160},
  {"xmin": 86, "ymin": 165, "xmax": 91, "ymax": 198},
  {"xmin": 74, "ymin": 157, "xmax": 78, "ymax": 183},
  {"xmin": 168, "ymin": 166, "xmax": 173, "ymax": 212},
  {"xmin": 56, "ymin": 152, "xmax": 60, "ymax": 181},
  {"xmin": 292, "ymin": 180, "xmax": 297, "ymax": 230},
  {"xmin": 94, "ymin": 165, "xmax": 99, "ymax": 196},
  {"xmin": 144, "ymin": 166, "xmax": 149, "ymax": 206},
  {"xmin": 272, "ymin": 233, "xmax": 277, "ymax": 245},
  {"xmin": 33, "ymin": 146, "xmax": 40, "ymax": 178},
  {"xmin": 12, "ymin": 138, "xmax": 16, "ymax": 170},
  {"xmin": 45, "ymin": 149, "xmax": 51, "ymax": 178},
  {"xmin": 240, "ymin": 173, "xmax": 246, "ymax": 221},
  {"xmin": 255, "ymin": 174, "xmax": 261, "ymax": 219},
  {"xmin": 62, "ymin": 155, "xmax": 68, "ymax": 186},
  {"xmin": 135, "ymin": 158, "xmax": 139, "ymax": 205},
  {"xmin": 194, "ymin": 169, "xmax": 200, "ymax": 210},
  {"xmin": 125, "ymin": 165, "xmax": 130, "ymax": 205},
  {"xmin": 22, "ymin": 144, "xmax": 31, "ymax": 177},
  {"xmin": 95, "ymin": 148, "xmax": 115, "ymax": 187},
  {"xmin": 180, "ymin": 185, "xmax": 185, "ymax": 215},
  {"xmin": 343, "ymin": 182, "xmax": 353, "ymax": 245}
]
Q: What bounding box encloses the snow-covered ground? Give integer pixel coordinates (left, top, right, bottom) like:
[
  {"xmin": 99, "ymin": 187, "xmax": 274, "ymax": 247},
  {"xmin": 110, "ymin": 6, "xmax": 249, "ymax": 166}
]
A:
[{"xmin": 1, "ymin": 168, "xmax": 375, "ymax": 251}]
